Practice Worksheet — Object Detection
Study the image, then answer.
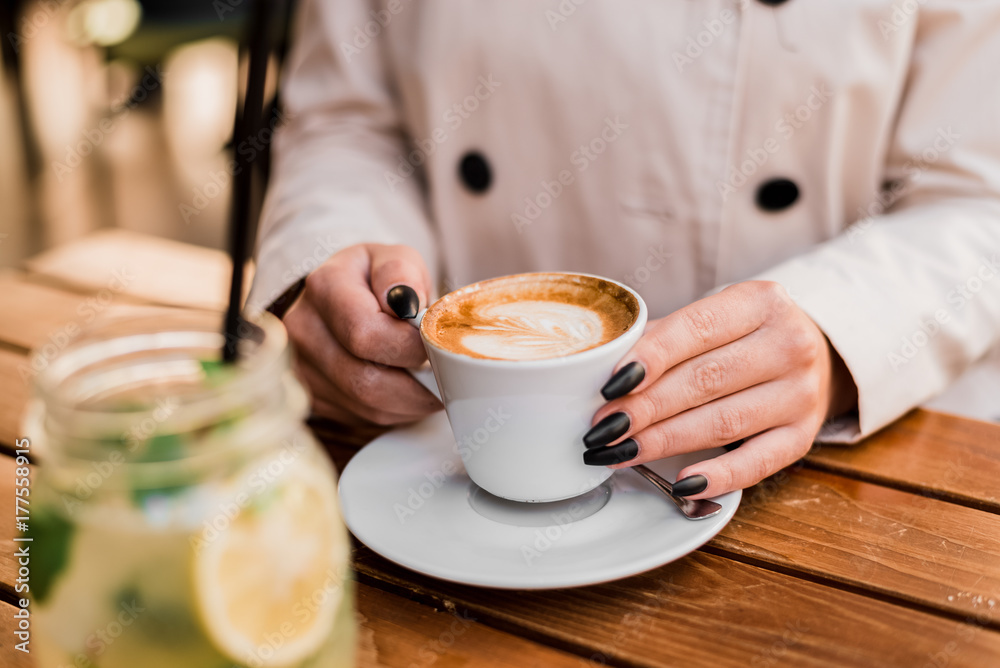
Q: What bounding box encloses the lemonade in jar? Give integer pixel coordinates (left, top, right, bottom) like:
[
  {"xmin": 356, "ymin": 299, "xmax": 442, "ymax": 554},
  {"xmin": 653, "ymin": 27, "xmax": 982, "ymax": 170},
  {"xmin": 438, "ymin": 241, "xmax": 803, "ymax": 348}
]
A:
[{"xmin": 24, "ymin": 311, "xmax": 356, "ymax": 668}]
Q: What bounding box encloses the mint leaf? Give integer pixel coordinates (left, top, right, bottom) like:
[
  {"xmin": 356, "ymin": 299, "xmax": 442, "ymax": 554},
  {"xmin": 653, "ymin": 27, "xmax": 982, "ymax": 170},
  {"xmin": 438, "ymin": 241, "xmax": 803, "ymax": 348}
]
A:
[
  {"xmin": 198, "ymin": 358, "xmax": 232, "ymax": 386},
  {"xmin": 28, "ymin": 509, "xmax": 75, "ymax": 604}
]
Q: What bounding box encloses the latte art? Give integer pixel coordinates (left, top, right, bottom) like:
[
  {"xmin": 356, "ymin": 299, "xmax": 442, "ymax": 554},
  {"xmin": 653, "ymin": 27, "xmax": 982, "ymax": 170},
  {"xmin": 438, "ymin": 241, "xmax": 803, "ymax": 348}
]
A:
[
  {"xmin": 421, "ymin": 273, "xmax": 639, "ymax": 361},
  {"xmin": 460, "ymin": 301, "xmax": 606, "ymax": 361}
]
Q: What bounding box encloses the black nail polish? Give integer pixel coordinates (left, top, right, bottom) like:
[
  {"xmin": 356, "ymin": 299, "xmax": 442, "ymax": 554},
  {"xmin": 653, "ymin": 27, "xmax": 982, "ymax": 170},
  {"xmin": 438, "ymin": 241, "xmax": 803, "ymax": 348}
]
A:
[
  {"xmin": 600, "ymin": 361, "xmax": 645, "ymax": 400},
  {"xmin": 583, "ymin": 412, "xmax": 630, "ymax": 449},
  {"xmin": 672, "ymin": 474, "xmax": 708, "ymax": 497},
  {"xmin": 583, "ymin": 438, "xmax": 638, "ymax": 466},
  {"xmin": 387, "ymin": 285, "xmax": 419, "ymax": 319},
  {"xmin": 723, "ymin": 439, "xmax": 745, "ymax": 452}
]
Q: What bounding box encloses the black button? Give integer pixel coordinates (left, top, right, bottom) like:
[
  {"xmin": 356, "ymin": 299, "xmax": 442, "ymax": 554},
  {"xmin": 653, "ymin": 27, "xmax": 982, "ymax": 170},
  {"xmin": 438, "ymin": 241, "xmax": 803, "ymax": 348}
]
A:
[
  {"xmin": 459, "ymin": 151, "xmax": 492, "ymax": 193},
  {"xmin": 755, "ymin": 178, "xmax": 800, "ymax": 212},
  {"xmin": 757, "ymin": 0, "xmax": 790, "ymax": 5}
]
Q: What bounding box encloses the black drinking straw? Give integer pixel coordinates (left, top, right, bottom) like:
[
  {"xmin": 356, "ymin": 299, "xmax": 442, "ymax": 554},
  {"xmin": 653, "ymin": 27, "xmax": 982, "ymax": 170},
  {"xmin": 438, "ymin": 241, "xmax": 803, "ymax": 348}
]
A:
[{"xmin": 222, "ymin": 0, "xmax": 284, "ymax": 362}]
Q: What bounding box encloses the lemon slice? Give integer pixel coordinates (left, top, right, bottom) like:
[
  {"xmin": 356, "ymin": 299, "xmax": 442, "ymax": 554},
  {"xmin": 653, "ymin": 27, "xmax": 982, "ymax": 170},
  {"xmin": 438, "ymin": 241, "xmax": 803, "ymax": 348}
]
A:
[{"xmin": 194, "ymin": 458, "xmax": 349, "ymax": 667}]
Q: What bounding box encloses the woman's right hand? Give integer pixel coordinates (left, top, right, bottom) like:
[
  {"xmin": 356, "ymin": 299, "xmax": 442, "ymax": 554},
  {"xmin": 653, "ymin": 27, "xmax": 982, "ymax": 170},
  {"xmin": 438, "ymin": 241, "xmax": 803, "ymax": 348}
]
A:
[{"xmin": 283, "ymin": 243, "xmax": 443, "ymax": 426}]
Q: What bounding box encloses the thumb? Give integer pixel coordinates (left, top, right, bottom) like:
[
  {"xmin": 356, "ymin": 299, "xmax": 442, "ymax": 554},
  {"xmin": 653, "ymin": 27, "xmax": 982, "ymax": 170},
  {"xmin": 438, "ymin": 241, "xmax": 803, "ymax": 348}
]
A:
[{"xmin": 369, "ymin": 244, "xmax": 433, "ymax": 320}]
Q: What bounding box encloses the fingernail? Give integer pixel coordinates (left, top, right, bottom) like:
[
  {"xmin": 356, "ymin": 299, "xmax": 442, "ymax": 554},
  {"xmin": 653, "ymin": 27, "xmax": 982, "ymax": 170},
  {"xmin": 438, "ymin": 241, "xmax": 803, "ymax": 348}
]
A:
[
  {"xmin": 672, "ymin": 474, "xmax": 708, "ymax": 497},
  {"xmin": 583, "ymin": 438, "xmax": 638, "ymax": 466},
  {"xmin": 600, "ymin": 361, "xmax": 645, "ymax": 400},
  {"xmin": 387, "ymin": 285, "xmax": 419, "ymax": 319},
  {"xmin": 583, "ymin": 412, "xmax": 630, "ymax": 449},
  {"xmin": 723, "ymin": 439, "xmax": 745, "ymax": 452}
]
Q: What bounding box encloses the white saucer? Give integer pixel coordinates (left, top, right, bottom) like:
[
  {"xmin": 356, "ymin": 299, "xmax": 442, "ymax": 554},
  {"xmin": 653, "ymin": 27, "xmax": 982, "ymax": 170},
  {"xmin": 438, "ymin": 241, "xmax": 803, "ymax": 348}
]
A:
[{"xmin": 338, "ymin": 412, "xmax": 741, "ymax": 589}]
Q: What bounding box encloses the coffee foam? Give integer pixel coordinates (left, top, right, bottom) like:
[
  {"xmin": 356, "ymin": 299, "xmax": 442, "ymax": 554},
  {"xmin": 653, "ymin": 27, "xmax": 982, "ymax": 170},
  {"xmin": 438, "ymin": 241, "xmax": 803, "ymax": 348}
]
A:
[{"xmin": 421, "ymin": 273, "xmax": 639, "ymax": 361}]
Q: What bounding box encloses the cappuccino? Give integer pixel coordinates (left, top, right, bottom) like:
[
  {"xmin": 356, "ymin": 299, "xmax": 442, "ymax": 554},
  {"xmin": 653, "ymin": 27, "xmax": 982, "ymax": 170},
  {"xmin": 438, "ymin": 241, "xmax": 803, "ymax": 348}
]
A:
[{"xmin": 421, "ymin": 273, "xmax": 639, "ymax": 361}]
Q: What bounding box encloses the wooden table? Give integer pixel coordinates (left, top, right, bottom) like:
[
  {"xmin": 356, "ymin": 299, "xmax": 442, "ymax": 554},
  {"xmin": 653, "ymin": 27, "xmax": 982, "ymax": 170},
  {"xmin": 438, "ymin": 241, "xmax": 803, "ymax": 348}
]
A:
[{"xmin": 2, "ymin": 229, "xmax": 1000, "ymax": 667}]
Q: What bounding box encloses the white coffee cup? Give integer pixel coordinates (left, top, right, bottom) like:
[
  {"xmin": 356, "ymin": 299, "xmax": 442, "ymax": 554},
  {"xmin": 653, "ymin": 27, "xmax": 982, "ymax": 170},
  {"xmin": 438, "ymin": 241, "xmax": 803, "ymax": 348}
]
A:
[{"xmin": 407, "ymin": 272, "xmax": 647, "ymax": 503}]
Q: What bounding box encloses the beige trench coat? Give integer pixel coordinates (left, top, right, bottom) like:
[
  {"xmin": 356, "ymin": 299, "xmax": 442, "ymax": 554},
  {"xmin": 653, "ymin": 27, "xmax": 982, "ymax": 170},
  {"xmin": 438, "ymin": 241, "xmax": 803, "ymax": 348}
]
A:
[{"xmin": 248, "ymin": 0, "xmax": 1000, "ymax": 442}]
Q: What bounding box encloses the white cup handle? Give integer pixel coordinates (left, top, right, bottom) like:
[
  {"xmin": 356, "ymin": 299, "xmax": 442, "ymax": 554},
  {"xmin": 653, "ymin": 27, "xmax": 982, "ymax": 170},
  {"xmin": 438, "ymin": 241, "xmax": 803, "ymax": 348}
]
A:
[
  {"xmin": 402, "ymin": 309, "xmax": 440, "ymax": 400},
  {"xmin": 408, "ymin": 364, "xmax": 440, "ymax": 401}
]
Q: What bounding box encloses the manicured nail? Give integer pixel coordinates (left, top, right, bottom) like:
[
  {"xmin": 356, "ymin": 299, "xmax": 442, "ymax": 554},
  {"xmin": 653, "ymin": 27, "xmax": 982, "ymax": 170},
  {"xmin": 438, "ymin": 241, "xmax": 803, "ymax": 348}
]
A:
[
  {"xmin": 387, "ymin": 285, "xmax": 419, "ymax": 319},
  {"xmin": 672, "ymin": 474, "xmax": 708, "ymax": 497},
  {"xmin": 723, "ymin": 439, "xmax": 745, "ymax": 452},
  {"xmin": 583, "ymin": 438, "xmax": 638, "ymax": 466},
  {"xmin": 600, "ymin": 361, "xmax": 645, "ymax": 400},
  {"xmin": 583, "ymin": 412, "xmax": 630, "ymax": 449}
]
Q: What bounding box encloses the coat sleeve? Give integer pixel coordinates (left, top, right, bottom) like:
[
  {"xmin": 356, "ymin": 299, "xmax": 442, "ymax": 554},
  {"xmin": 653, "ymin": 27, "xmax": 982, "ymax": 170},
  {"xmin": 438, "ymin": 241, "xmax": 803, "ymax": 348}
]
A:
[
  {"xmin": 246, "ymin": 0, "xmax": 438, "ymax": 313},
  {"xmin": 753, "ymin": 2, "xmax": 1000, "ymax": 443}
]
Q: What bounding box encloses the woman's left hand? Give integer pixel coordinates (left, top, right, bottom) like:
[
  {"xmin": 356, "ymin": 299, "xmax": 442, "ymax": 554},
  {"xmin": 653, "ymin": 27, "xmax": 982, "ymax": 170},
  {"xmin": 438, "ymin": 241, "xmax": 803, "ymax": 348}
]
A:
[{"xmin": 583, "ymin": 281, "xmax": 857, "ymax": 499}]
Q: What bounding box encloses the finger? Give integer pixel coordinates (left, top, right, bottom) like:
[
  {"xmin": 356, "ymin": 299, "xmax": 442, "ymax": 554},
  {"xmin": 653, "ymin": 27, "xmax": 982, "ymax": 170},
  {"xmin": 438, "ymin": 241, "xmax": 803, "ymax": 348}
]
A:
[
  {"xmin": 603, "ymin": 281, "xmax": 793, "ymax": 398},
  {"xmin": 294, "ymin": 354, "xmax": 370, "ymax": 420},
  {"xmin": 295, "ymin": 360, "xmax": 366, "ymax": 425},
  {"xmin": 599, "ymin": 379, "xmax": 810, "ymax": 468},
  {"xmin": 287, "ymin": 303, "xmax": 440, "ymax": 421},
  {"xmin": 306, "ymin": 246, "xmax": 426, "ymax": 368},
  {"xmin": 368, "ymin": 244, "xmax": 433, "ymax": 319},
  {"xmin": 589, "ymin": 329, "xmax": 791, "ymax": 446},
  {"xmin": 670, "ymin": 423, "xmax": 814, "ymax": 499},
  {"xmin": 296, "ymin": 357, "xmax": 429, "ymax": 426}
]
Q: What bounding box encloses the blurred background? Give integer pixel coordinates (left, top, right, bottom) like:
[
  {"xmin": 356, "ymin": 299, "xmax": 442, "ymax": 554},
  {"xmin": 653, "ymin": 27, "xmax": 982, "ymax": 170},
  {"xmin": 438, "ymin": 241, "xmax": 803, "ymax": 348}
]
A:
[{"xmin": 0, "ymin": 0, "xmax": 287, "ymax": 268}]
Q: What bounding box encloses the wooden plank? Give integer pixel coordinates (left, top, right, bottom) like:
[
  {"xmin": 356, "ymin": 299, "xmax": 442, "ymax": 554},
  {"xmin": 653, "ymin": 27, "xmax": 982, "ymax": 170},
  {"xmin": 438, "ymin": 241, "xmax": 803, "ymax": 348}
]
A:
[
  {"xmin": 709, "ymin": 467, "xmax": 1000, "ymax": 623},
  {"xmin": 0, "ymin": 271, "xmax": 178, "ymax": 353},
  {"xmin": 0, "ymin": 350, "xmax": 30, "ymax": 452},
  {"xmin": 0, "ymin": 455, "xmax": 19, "ymax": 598},
  {"xmin": 808, "ymin": 410, "xmax": 1000, "ymax": 513},
  {"xmin": 0, "ymin": 271, "xmax": 93, "ymax": 352},
  {"xmin": 0, "ymin": 601, "xmax": 33, "ymax": 668},
  {"xmin": 356, "ymin": 583, "xmax": 584, "ymax": 667},
  {"xmin": 355, "ymin": 547, "xmax": 1000, "ymax": 668},
  {"xmin": 23, "ymin": 229, "xmax": 249, "ymax": 311},
  {"xmin": 0, "ymin": 275, "xmax": 206, "ymax": 455}
]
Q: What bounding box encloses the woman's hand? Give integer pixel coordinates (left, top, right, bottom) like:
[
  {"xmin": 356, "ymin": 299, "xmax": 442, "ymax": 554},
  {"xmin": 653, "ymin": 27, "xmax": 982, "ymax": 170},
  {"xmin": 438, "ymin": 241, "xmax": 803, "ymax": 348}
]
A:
[
  {"xmin": 583, "ymin": 281, "xmax": 857, "ymax": 498},
  {"xmin": 283, "ymin": 243, "xmax": 442, "ymax": 427}
]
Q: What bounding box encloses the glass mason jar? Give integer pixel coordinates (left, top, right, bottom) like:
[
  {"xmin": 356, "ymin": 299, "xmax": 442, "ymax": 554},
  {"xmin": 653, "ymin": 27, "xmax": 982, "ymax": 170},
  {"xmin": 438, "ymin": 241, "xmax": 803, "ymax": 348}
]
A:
[{"xmin": 23, "ymin": 310, "xmax": 355, "ymax": 668}]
